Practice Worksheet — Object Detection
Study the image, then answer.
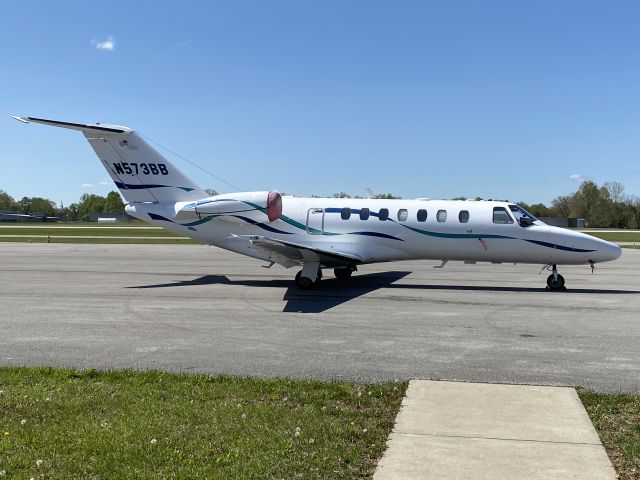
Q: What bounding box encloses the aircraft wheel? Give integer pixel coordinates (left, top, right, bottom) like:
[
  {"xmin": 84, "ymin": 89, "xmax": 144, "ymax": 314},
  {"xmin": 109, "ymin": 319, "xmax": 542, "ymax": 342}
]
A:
[
  {"xmin": 546, "ymin": 273, "xmax": 565, "ymax": 291},
  {"xmin": 334, "ymin": 267, "xmax": 353, "ymax": 280},
  {"xmin": 295, "ymin": 270, "xmax": 315, "ymax": 290}
]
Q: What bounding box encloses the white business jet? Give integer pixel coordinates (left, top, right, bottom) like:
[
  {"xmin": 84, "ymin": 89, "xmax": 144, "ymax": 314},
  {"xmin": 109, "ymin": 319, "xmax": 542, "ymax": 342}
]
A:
[{"xmin": 13, "ymin": 116, "xmax": 621, "ymax": 291}]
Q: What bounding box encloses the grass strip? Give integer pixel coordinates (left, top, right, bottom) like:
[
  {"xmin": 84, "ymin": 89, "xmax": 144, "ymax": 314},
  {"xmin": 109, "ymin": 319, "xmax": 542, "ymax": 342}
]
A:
[
  {"xmin": 0, "ymin": 237, "xmax": 199, "ymax": 244},
  {"xmin": 0, "ymin": 228, "xmax": 184, "ymax": 237},
  {"xmin": 0, "ymin": 367, "xmax": 406, "ymax": 479},
  {"xmin": 580, "ymin": 391, "xmax": 640, "ymax": 480},
  {"xmin": 585, "ymin": 232, "xmax": 640, "ymax": 242}
]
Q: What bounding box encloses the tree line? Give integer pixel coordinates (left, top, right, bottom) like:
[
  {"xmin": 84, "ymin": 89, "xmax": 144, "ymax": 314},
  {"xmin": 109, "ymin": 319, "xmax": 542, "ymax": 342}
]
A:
[
  {"xmin": 0, "ymin": 191, "xmax": 125, "ymax": 222},
  {"xmin": 2, "ymin": 180, "xmax": 639, "ymax": 227},
  {"xmin": 519, "ymin": 181, "xmax": 640, "ymax": 229}
]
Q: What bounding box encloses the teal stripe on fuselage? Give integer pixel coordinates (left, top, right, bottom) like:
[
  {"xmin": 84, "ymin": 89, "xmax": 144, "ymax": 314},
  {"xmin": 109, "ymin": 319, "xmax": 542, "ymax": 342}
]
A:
[{"xmin": 401, "ymin": 224, "xmax": 514, "ymax": 240}]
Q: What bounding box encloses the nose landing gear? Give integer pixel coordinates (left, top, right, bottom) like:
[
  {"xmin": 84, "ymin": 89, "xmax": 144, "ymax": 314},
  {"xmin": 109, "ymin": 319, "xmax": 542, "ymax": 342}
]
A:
[{"xmin": 546, "ymin": 264, "xmax": 566, "ymax": 291}]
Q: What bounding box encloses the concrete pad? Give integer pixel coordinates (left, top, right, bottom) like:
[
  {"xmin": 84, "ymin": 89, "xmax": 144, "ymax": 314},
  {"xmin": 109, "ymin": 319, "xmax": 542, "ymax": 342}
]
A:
[
  {"xmin": 374, "ymin": 380, "xmax": 617, "ymax": 480},
  {"xmin": 393, "ymin": 381, "xmax": 600, "ymax": 443}
]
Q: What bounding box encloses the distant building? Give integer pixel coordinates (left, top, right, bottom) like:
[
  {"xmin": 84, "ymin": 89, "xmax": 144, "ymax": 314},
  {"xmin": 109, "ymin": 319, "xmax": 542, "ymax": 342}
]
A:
[
  {"xmin": 90, "ymin": 213, "xmax": 132, "ymax": 223},
  {"xmin": 540, "ymin": 217, "xmax": 585, "ymax": 228},
  {"xmin": 0, "ymin": 210, "xmax": 58, "ymax": 222}
]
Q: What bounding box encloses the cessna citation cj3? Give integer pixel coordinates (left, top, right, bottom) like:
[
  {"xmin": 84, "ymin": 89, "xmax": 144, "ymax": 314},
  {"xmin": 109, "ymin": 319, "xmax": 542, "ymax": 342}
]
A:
[{"xmin": 14, "ymin": 116, "xmax": 622, "ymax": 291}]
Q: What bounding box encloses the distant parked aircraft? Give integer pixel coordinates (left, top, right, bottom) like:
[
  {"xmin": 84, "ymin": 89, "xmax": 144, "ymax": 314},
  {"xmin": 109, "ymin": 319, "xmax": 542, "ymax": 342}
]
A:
[{"xmin": 14, "ymin": 116, "xmax": 621, "ymax": 291}]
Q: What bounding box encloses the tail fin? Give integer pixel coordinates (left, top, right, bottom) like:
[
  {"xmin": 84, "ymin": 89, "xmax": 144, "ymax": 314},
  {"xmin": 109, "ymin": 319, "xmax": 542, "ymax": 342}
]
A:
[{"xmin": 13, "ymin": 116, "xmax": 208, "ymax": 204}]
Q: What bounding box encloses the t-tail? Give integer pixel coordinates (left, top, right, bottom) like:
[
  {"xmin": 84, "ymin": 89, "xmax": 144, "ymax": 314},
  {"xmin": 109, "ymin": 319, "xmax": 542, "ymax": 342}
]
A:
[{"xmin": 11, "ymin": 116, "xmax": 208, "ymax": 204}]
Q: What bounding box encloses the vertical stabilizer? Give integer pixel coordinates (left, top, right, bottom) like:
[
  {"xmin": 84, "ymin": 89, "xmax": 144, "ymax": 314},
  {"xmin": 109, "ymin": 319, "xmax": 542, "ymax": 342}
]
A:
[{"xmin": 13, "ymin": 116, "xmax": 208, "ymax": 204}]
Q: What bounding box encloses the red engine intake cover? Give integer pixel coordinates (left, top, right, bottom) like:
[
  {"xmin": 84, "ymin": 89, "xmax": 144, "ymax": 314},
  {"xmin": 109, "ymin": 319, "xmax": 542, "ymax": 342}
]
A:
[{"xmin": 267, "ymin": 191, "xmax": 282, "ymax": 222}]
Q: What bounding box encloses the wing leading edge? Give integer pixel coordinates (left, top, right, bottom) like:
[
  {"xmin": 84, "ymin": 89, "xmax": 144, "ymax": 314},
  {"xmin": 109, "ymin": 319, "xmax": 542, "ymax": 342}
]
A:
[{"xmin": 248, "ymin": 236, "xmax": 363, "ymax": 268}]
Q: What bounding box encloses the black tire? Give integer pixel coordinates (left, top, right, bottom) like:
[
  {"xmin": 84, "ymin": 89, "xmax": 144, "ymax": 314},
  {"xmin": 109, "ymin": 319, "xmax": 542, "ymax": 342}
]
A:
[
  {"xmin": 546, "ymin": 273, "xmax": 565, "ymax": 291},
  {"xmin": 295, "ymin": 270, "xmax": 315, "ymax": 290},
  {"xmin": 334, "ymin": 267, "xmax": 353, "ymax": 280}
]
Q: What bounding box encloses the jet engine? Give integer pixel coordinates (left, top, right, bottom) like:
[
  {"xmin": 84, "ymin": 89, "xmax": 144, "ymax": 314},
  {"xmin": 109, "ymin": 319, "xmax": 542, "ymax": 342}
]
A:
[{"xmin": 175, "ymin": 191, "xmax": 282, "ymax": 223}]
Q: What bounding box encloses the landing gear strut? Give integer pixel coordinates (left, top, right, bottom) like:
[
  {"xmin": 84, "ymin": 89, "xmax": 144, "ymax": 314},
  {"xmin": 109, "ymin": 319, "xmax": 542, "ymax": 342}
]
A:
[
  {"xmin": 295, "ymin": 261, "xmax": 321, "ymax": 290},
  {"xmin": 546, "ymin": 264, "xmax": 566, "ymax": 291},
  {"xmin": 334, "ymin": 266, "xmax": 355, "ymax": 280}
]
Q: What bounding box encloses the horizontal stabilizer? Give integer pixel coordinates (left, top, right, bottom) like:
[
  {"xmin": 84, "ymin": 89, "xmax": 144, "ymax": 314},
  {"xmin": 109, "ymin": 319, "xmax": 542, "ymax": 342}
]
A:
[{"xmin": 11, "ymin": 116, "xmax": 131, "ymax": 134}]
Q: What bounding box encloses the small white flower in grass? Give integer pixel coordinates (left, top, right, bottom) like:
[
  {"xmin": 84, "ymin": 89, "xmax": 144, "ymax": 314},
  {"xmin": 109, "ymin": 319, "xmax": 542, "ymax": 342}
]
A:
[
  {"xmin": 45, "ymin": 397, "xmax": 51, "ymax": 402},
  {"xmin": 283, "ymin": 397, "xmax": 288, "ymax": 402},
  {"xmin": 357, "ymin": 392, "xmax": 362, "ymax": 397},
  {"xmin": 0, "ymin": 390, "xmax": 4, "ymax": 394},
  {"xmin": 321, "ymin": 406, "xmax": 326, "ymax": 411},
  {"xmin": 308, "ymin": 438, "xmax": 315, "ymax": 444},
  {"xmin": 36, "ymin": 459, "xmax": 43, "ymax": 467},
  {"xmin": 150, "ymin": 438, "xmax": 157, "ymax": 445},
  {"xmin": 0, "ymin": 470, "xmax": 5, "ymax": 476},
  {"xmin": 21, "ymin": 419, "xmax": 27, "ymax": 425},
  {"xmin": 368, "ymin": 391, "xmax": 372, "ymax": 396},
  {"xmin": 363, "ymin": 428, "xmax": 368, "ymax": 433},
  {"xmin": 294, "ymin": 426, "xmax": 301, "ymax": 437},
  {"xmin": 241, "ymin": 413, "xmax": 246, "ymax": 420}
]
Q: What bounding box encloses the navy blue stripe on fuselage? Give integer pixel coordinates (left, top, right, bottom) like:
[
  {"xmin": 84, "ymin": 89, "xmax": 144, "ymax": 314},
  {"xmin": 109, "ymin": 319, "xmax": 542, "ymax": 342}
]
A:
[
  {"xmin": 115, "ymin": 181, "xmax": 170, "ymax": 190},
  {"xmin": 231, "ymin": 215, "xmax": 292, "ymax": 234},
  {"xmin": 524, "ymin": 239, "xmax": 595, "ymax": 253},
  {"xmin": 349, "ymin": 231, "xmax": 403, "ymax": 241},
  {"xmin": 148, "ymin": 212, "xmax": 175, "ymax": 223}
]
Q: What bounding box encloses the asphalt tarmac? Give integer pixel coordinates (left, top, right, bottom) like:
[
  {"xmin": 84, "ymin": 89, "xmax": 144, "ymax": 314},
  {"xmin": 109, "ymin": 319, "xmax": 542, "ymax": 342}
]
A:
[{"xmin": 1, "ymin": 243, "xmax": 638, "ymax": 392}]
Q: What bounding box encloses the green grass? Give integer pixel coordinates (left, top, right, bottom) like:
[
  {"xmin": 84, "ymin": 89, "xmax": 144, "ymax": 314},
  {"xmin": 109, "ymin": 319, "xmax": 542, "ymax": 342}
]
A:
[
  {"xmin": 0, "ymin": 227, "xmax": 183, "ymax": 237},
  {"xmin": 580, "ymin": 391, "xmax": 640, "ymax": 480},
  {"xmin": 0, "ymin": 368, "xmax": 406, "ymax": 479},
  {"xmin": 0, "ymin": 225, "xmax": 196, "ymax": 244},
  {"xmin": 584, "ymin": 231, "xmax": 640, "ymax": 242},
  {"xmin": 0, "ymin": 237, "xmax": 199, "ymax": 244}
]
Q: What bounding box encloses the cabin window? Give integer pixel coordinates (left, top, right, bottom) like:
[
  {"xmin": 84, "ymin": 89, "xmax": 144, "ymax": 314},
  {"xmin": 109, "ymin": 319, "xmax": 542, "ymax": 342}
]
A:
[
  {"xmin": 341, "ymin": 207, "xmax": 351, "ymax": 220},
  {"xmin": 417, "ymin": 209, "xmax": 428, "ymax": 222},
  {"xmin": 459, "ymin": 210, "xmax": 470, "ymax": 223},
  {"xmin": 493, "ymin": 207, "xmax": 514, "ymax": 224},
  {"xmin": 436, "ymin": 210, "xmax": 447, "ymax": 222},
  {"xmin": 360, "ymin": 208, "xmax": 370, "ymax": 220},
  {"xmin": 397, "ymin": 209, "xmax": 408, "ymax": 222},
  {"xmin": 379, "ymin": 208, "xmax": 389, "ymax": 221}
]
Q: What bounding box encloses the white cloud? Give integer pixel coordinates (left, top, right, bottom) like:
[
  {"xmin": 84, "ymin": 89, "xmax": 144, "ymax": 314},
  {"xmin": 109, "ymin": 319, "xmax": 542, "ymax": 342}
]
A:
[
  {"xmin": 91, "ymin": 36, "xmax": 115, "ymax": 51},
  {"xmin": 81, "ymin": 183, "xmax": 95, "ymax": 188},
  {"xmin": 568, "ymin": 174, "xmax": 585, "ymax": 182},
  {"xmin": 98, "ymin": 180, "xmax": 110, "ymax": 185}
]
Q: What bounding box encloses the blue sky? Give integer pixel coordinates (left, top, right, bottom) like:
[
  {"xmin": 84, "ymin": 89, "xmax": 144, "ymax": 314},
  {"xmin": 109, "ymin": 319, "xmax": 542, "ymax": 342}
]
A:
[{"xmin": 1, "ymin": 0, "xmax": 639, "ymax": 206}]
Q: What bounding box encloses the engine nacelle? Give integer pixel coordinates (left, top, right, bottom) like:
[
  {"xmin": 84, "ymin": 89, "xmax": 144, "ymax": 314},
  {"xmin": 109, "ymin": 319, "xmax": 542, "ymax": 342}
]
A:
[{"xmin": 175, "ymin": 191, "xmax": 282, "ymax": 223}]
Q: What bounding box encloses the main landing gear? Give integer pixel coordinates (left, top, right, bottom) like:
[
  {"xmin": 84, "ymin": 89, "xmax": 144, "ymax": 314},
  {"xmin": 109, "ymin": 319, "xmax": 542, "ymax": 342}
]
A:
[
  {"xmin": 294, "ymin": 264, "xmax": 356, "ymax": 289},
  {"xmin": 295, "ymin": 269, "xmax": 321, "ymax": 289},
  {"xmin": 546, "ymin": 264, "xmax": 566, "ymax": 292}
]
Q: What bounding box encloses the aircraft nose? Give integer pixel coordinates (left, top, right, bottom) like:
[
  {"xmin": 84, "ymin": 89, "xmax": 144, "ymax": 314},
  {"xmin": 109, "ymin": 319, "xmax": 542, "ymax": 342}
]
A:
[{"xmin": 592, "ymin": 239, "xmax": 622, "ymax": 263}]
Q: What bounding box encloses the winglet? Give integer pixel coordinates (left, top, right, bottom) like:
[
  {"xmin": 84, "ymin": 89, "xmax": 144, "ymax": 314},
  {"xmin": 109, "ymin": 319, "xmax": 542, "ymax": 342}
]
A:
[{"xmin": 10, "ymin": 115, "xmax": 29, "ymax": 123}]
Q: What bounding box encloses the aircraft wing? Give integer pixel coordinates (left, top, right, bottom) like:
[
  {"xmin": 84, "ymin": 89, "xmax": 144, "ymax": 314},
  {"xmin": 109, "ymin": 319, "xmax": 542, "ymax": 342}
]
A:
[{"xmin": 249, "ymin": 236, "xmax": 363, "ymax": 268}]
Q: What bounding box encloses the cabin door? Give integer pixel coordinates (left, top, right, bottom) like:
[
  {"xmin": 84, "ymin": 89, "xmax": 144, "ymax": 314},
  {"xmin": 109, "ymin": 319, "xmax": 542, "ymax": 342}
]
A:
[{"xmin": 306, "ymin": 208, "xmax": 325, "ymax": 235}]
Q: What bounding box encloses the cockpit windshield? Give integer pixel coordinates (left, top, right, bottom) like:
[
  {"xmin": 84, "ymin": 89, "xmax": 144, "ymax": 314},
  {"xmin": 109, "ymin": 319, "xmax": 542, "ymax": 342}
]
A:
[{"xmin": 508, "ymin": 204, "xmax": 539, "ymax": 227}]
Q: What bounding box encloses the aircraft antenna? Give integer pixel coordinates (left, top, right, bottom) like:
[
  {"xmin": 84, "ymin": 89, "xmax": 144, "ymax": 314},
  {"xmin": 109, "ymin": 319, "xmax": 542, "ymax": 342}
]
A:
[{"xmin": 139, "ymin": 133, "xmax": 243, "ymax": 192}]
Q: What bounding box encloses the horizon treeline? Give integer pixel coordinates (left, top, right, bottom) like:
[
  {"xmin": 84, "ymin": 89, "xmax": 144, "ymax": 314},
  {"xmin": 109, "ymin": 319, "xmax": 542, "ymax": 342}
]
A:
[
  {"xmin": 1, "ymin": 180, "xmax": 639, "ymax": 227},
  {"xmin": 0, "ymin": 191, "xmax": 125, "ymax": 222}
]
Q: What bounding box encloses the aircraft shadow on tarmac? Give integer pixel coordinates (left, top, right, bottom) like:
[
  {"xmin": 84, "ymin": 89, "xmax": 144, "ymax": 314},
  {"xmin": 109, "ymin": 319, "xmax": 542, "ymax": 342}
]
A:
[
  {"xmin": 128, "ymin": 271, "xmax": 411, "ymax": 313},
  {"xmin": 128, "ymin": 272, "xmax": 640, "ymax": 313}
]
